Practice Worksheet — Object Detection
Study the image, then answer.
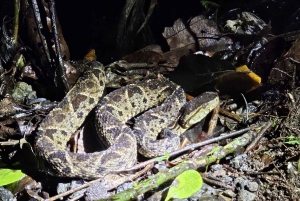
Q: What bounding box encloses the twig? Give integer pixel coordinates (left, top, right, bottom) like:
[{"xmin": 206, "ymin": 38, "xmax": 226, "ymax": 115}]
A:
[
  {"xmin": 219, "ymin": 108, "xmax": 241, "ymax": 122},
  {"xmin": 31, "ymin": 0, "xmax": 51, "ymax": 64},
  {"xmin": 207, "ymin": 103, "xmax": 219, "ymax": 136},
  {"xmin": 48, "ymin": 0, "xmax": 69, "ymax": 90},
  {"xmin": 13, "ymin": 0, "xmax": 20, "ymax": 44},
  {"xmin": 0, "ymin": 140, "xmax": 19, "ymax": 146},
  {"xmin": 122, "ymin": 126, "xmax": 254, "ymax": 172},
  {"xmin": 46, "ymin": 164, "xmax": 153, "ymax": 201},
  {"xmin": 44, "ymin": 179, "xmax": 101, "ymax": 201},
  {"xmin": 68, "ymin": 194, "xmax": 84, "ymax": 201},
  {"xmin": 201, "ymin": 173, "xmax": 235, "ymax": 191},
  {"xmin": 244, "ymin": 121, "xmax": 272, "ymax": 153},
  {"xmin": 245, "ymin": 171, "xmax": 280, "ymax": 175},
  {"xmin": 171, "ymin": 126, "xmax": 254, "ymax": 157},
  {"xmin": 241, "ymin": 93, "xmax": 248, "ymax": 121}
]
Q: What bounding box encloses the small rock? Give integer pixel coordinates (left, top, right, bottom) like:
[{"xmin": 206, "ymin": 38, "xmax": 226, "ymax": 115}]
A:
[
  {"xmin": 116, "ymin": 182, "xmax": 134, "ymax": 193},
  {"xmin": 147, "ymin": 187, "xmax": 168, "ymax": 201},
  {"xmin": 188, "ymin": 183, "xmax": 221, "ymax": 201},
  {"xmin": 234, "ymin": 177, "xmax": 248, "ymax": 189},
  {"xmin": 189, "ymin": 195, "xmax": 218, "ymax": 201},
  {"xmin": 0, "ymin": 187, "xmax": 15, "ymax": 201},
  {"xmin": 223, "ymin": 176, "xmax": 233, "ymax": 183},
  {"xmin": 85, "ymin": 181, "xmax": 111, "ymax": 201},
  {"xmin": 57, "ymin": 180, "xmax": 85, "ymax": 199},
  {"xmin": 210, "ymin": 164, "xmax": 223, "ymax": 171},
  {"xmin": 153, "ymin": 161, "xmax": 167, "ymax": 173},
  {"xmin": 246, "ymin": 181, "xmax": 259, "ymax": 192},
  {"xmin": 12, "ymin": 82, "xmax": 36, "ymax": 104},
  {"xmin": 231, "ymin": 154, "xmax": 248, "ymax": 170},
  {"xmin": 237, "ymin": 189, "xmax": 256, "ymax": 201}
]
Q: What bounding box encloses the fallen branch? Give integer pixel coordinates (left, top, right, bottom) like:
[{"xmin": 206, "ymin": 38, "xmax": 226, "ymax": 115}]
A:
[
  {"xmin": 13, "ymin": 0, "xmax": 20, "ymax": 44},
  {"xmin": 244, "ymin": 121, "xmax": 272, "ymax": 153},
  {"xmin": 121, "ymin": 126, "xmax": 254, "ymax": 171},
  {"xmin": 49, "ymin": 0, "xmax": 69, "ymax": 90}
]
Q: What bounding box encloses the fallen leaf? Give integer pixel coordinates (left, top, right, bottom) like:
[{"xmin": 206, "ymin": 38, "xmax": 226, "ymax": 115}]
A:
[
  {"xmin": 84, "ymin": 49, "xmax": 97, "ymax": 61},
  {"xmin": 214, "ymin": 65, "xmax": 262, "ymax": 93},
  {"xmin": 0, "ymin": 169, "xmax": 25, "ymax": 186},
  {"xmin": 165, "ymin": 170, "xmax": 203, "ymax": 201},
  {"xmin": 168, "ymin": 54, "xmax": 235, "ymax": 92}
]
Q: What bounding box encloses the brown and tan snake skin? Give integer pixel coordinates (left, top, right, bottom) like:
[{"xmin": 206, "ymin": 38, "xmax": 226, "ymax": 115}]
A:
[{"xmin": 35, "ymin": 61, "xmax": 218, "ymax": 179}]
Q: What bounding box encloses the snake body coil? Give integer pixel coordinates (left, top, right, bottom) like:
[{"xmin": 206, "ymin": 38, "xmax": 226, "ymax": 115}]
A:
[{"xmin": 36, "ymin": 61, "xmax": 196, "ymax": 179}]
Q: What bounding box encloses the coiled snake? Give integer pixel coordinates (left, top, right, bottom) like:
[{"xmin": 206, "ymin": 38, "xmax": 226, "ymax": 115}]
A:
[{"xmin": 35, "ymin": 61, "xmax": 218, "ymax": 179}]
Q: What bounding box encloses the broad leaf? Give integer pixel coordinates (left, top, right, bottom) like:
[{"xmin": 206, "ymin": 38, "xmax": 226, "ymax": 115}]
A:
[
  {"xmin": 165, "ymin": 170, "xmax": 203, "ymax": 201},
  {"xmin": 0, "ymin": 169, "xmax": 25, "ymax": 186}
]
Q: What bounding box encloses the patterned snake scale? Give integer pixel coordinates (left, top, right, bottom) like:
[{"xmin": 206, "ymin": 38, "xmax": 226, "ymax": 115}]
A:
[{"xmin": 35, "ymin": 61, "xmax": 218, "ymax": 179}]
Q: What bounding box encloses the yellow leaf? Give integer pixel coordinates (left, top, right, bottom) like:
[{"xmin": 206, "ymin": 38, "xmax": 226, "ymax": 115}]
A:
[{"xmin": 84, "ymin": 49, "xmax": 97, "ymax": 61}]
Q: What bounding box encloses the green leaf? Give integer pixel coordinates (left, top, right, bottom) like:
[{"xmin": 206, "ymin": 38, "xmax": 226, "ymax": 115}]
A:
[
  {"xmin": 207, "ymin": 146, "xmax": 220, "ymax": 156},
  {"xmin": 0, "ymin": 169, "xmax": 25, "ymax": 186},
  {"xmin": 298, "ymin": 157, "xmax": 300, "ymax": 173},
  {"xmin": 156, "ymin": 152, "xmax": 170, "ymax": 162},
  {"xmin": 284, "ymin": 140, "xmax": 300, "ymax": 145},
  {"xmin": 165, "ymin": 170, "xmax": 203, "ymax": 201},
  {"xmin": 283, "ymin": 136, "xmax": 300, "ymax": 145},
  {"xmin": 164, "ymin": 152, "xmax": 170, "ymax": 161},
  {"xmin": 271, "ymin": 119, "xmax": 277, "ymax": 127}
]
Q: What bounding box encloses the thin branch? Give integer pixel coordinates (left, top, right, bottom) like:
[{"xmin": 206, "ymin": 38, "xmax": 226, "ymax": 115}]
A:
[
  {"xmin": 244, "ymin": 121, "xmax": 272, "ymax": 153},
  {"xmin": 241, "ymin": 93, "xmax": 248, "ymax": 121},
  {"xmin": 48, "ymin": 0, "xmax": 69, "ymax": 90},
  {"xmin": 121, "ymin": 126, "xmax": 254, "ymax": 172},
  {"xmin": 45, "ymin": 178, "xmax": 100, "ymax": 201},
  {"xmin": 13, "ymin": 0, "xmax": 20, "ymax": 44},
  {"xmin": 31, "ymin": 0, "xmax": 51, "ymax": 64},
  {"xmin": 46, "ymin": 164, "xmax": 153, "ymax": 201}
]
